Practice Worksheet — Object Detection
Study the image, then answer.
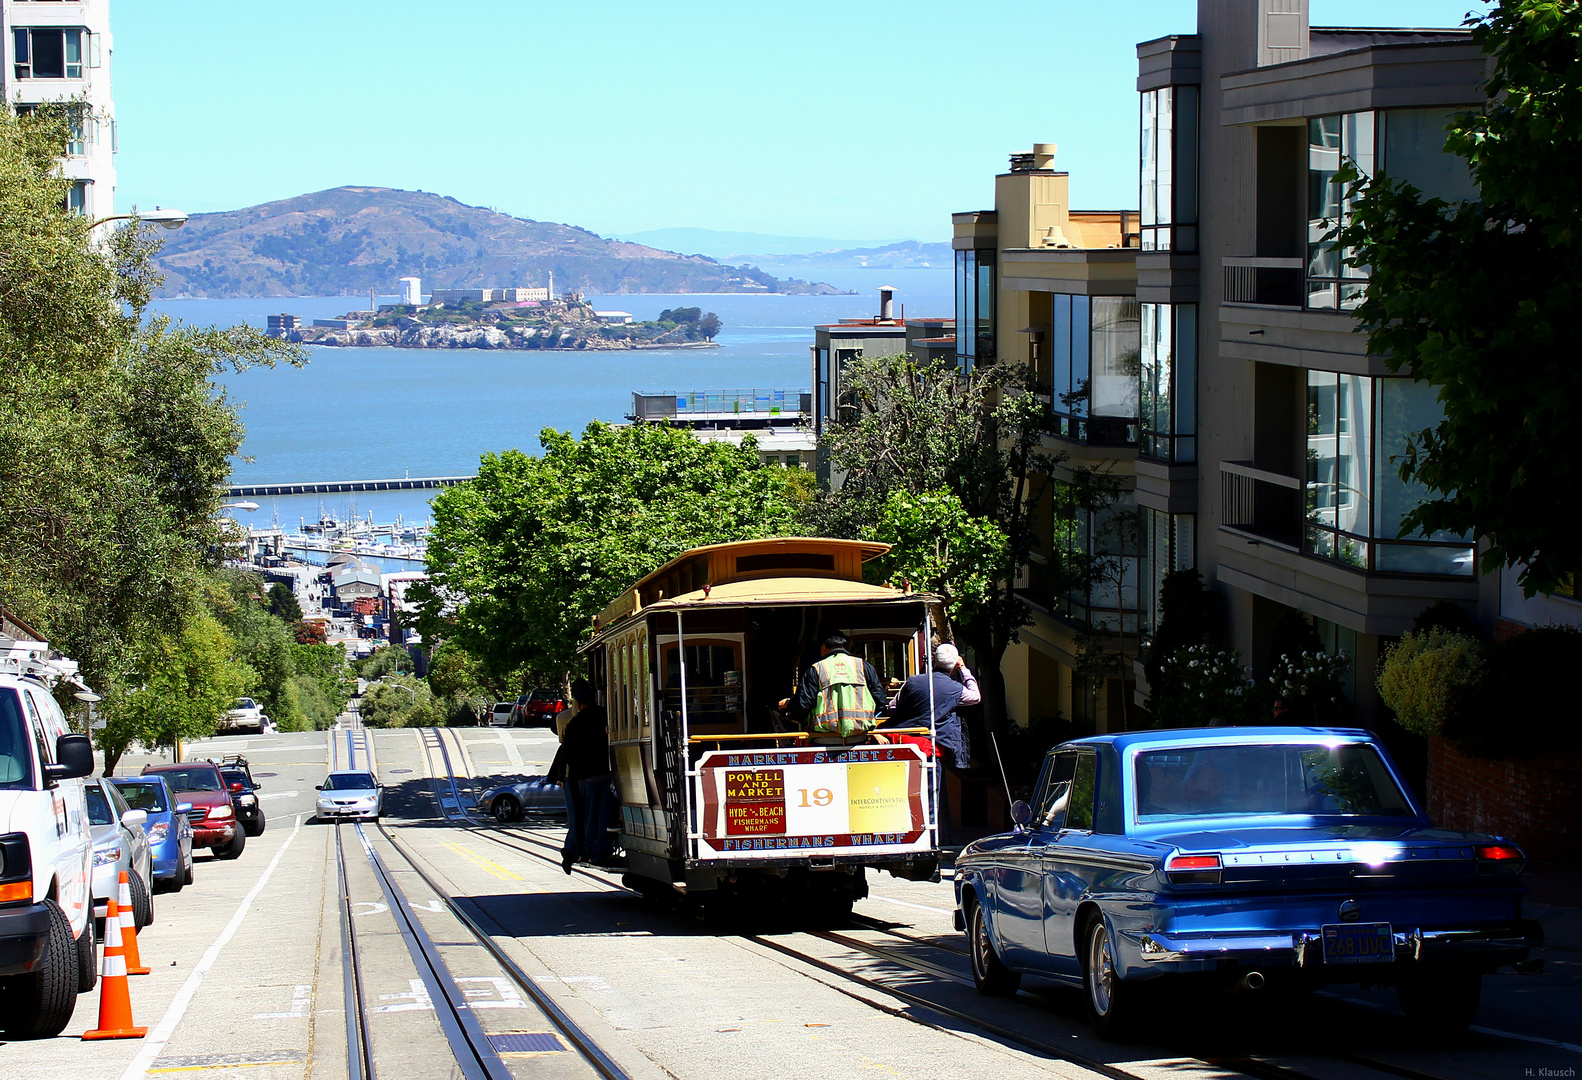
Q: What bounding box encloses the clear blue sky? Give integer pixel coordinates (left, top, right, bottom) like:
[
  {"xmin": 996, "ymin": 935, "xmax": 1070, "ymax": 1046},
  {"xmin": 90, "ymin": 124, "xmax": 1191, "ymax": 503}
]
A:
[{"xmin": 113, "ymin": 1, "xmax": 1488, "ymax": 242}]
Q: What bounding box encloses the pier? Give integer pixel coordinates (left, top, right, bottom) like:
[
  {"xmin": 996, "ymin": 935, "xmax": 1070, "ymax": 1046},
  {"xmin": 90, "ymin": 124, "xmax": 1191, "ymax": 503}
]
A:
[{"xmin": 225, "ymin": 475, "xmax": 475, "ymax": 498}]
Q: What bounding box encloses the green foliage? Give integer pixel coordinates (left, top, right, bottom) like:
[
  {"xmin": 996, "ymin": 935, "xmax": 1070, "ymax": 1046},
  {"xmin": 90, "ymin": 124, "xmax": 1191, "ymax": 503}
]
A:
[
  {"xmin": 266, "ymin": 582, "xmax": 302, "ymax": 623},
  {"xmin": 357, "ymin": 645, "xmax": 412, "ymax": 681},
  {"xmin": 656, "ymin": 307, "xmax": 702, "ymax": 324},
  {"xmin": 871, "ymin": 489, "xmax": 1007, "ymax": 636},
  {"xmin": 100, "ymin": 611, "xmax": 252, "ymax": 771},
  {"xmin": 1334, "ymin": 0, "xmax": 1582, "ymax": 595},
  {"xmin": 1149, "ymin": 645, "xmax": 1255, "ymax": 728},
  {"xmin": 210, "ymin": 570, "xmax": 350, "ymax": 732},
  {"xmin": 0, "ymin": 108, "xmax": 300, "ymax": 723},
  {"xmin": 1267, "ymin": 650, "xmax": 1353, "ymax": 726},
  {"xmin": 289, "ymin": 641, "xmax": 356, "ymax": 723},
  {"xmin": 1377, "ymin": 630, "xmax": 1483, "ymax": 739},
  {"xmin": 1444, "ymin": 625, "xmax": 1582, "ymax": 757},
  {"xmin": 360, "ymin": 674, "xmax": 447, "ymax": 728},
  {"xmin": 415, "ymin": 421, "xmax": 805, "ymax": 684}
]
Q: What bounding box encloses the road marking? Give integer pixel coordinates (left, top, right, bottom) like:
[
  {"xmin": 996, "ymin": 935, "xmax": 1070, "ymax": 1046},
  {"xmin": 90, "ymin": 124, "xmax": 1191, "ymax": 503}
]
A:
[
  {"xmin": 119, "ymin": 815, "xmax": 307, "ymax": 1080},
  {"xmin": 496, "ymin": 730, "xmax": 525, "ymax": 768},
  {"xmin": 456, "ymin": 976, "xmax": 528, "ymax": 1009},
  {"xmin": 256, "ymin": 791, "xmax": 300, "ymax": 801},
  {"xmin": 442, "ymin": 839, "xmax": 524, "ymax": 881},
  {"xmin": 253, "ymin": 984, "xmax": 312, "ymax": 1019},
  {"xmin": 376, "ymin": 978, "xmax": 434, "ymax": 1013},
  {"xmin": 352, "ymin": 901, "xmax": 389, "ymax": 917},
  {"xmin": 1468, "ymin": 1025, "xmax": 1582, "ymax": 1056},
  {"xmin": 147, "ymin": 1049, "xmax": 306, "ymax": 1072},
  {"xmin": 411, "ymin": 899, "xmax": 445, "ymax": 913},
  {"xmin": 866, "ymin": 894, "xmax": 955, "ymax": 916}
]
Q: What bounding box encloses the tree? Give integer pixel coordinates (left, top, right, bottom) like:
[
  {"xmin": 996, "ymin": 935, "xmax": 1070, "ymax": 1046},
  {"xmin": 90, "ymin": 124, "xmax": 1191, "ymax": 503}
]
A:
[
  {"xmin": 870, "ymin": 489, "xmax": 1007, "ymax": 642},
  {"xmin": 1335, "ymin": 0, "xmax": 1582, "ymax": 595},
  {"xmin": 267, "ymin": 582, "xmax": 302, "ymax": 623},
  {"xmin": 414, "ymin": 421, "xmax": 806, "ymax": 685},
  {"xmin": 99, "ymin": 611, "xmax": 251, "ymax": 773},
  {"xmin": 696, "ymin": 312, "xmax": 722, "ymax": 341},
  {"xmin": 0, "ymin": 107, "xmax": 300, "ymax": 718},
  {"xmin": 807, "ymin": 356, "xmax": 1060, "ymax": 740}
]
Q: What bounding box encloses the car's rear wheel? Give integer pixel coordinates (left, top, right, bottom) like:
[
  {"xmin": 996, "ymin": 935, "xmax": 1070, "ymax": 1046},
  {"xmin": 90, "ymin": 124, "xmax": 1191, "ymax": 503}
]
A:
[
  {"xmin": 493, "ymin": 794, "xmax": 523, "ymax": 823},
  {"xmin": 218, "ymin": 828, "xmax": 246, "ymax": 860},
  {"xmin": 967, "ymin": 897, "xmax": 1021, "ymax": 997},
  {"xmin": 75, "ymin": 914, "xmax": 97, "ymax": 994},
  {"xmin": 0, "ymin": 899, "xmax": 78, "ymax": 1038},
  {"xmin": 1083, "ymin": 914, "xmax": 1136, "ymax": 1040},
  {"xmin": 1398, "ymin": 966, "xmax": 1482, "ymax": 1035},
  {"xmin": 130, "ymin": 870, "xmax": 153, "ymax": 928}
]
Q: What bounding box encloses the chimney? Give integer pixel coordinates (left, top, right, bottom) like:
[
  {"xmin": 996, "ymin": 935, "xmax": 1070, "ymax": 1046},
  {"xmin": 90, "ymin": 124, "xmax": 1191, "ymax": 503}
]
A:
[{"xmin": 878, "ymin": 286, "xmax": 896, "ymax": 321}]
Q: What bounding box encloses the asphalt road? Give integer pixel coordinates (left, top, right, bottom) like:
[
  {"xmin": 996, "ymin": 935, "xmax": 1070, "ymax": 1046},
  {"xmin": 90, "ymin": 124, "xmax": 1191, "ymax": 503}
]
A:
[{"xmin": 5, "ymin": 722, "xmax": 1573, "ymax": 1080}]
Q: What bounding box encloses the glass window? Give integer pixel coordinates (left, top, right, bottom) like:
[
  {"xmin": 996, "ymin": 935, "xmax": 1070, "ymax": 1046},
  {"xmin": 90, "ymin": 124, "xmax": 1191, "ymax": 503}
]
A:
[
  {"xmin": 1035, "ymin": 751, "xmax": 1078, "ymax": 829},
  {"xmin": 1049, "ymin": 296, "xmax": 1137, "ymax": 445},
  {"xmin": 1373, "ymin": 378, "xmax": 1473, "ymax": 575},
  {"xmin": 1305, "ymin": 371, "xmax": 1372, "ymax": 568},
  {"xmin": 1051, "ymin": 294, "xmax": 1072, "ymax": 407},
  {"xmin": 86, "ymin": 785, "xmax": 114, "ymax": 826},
  {"xmin": 13, "ymin": 28, "xmax": 84, "ymax": 80},
  {"xmin": 1139, "ymin": 85, "xmax": 1199, "ymax": 251},
  {"xmin": 0, "ymin": 690, "xmax": 35, "ymax": 789},
  {"xmin": 1140, "ymin": 509, "xmax": 1196, "ymax": 634},
  {"xmin": 1381, "ymin": 109, "xmax": 1476, "ymax": 203},
  {"xmin": 956, "ymin": 249, "xmax": 995, "ymax": 373},
  {"xmin": 975, "ymin": 251, "xmax": 995, "ymax": 364},
  {"xmin": 1066, "ymin": 753, "xmax": 1097, "ymax": 831},
  {"xmin": 113, "ymin": 781, "xmax": 167, "ymax": 812},
  {"xmin": 1089, "ymin": 297, "xmax": 1140, "ymax": 420},
  {"xmin": 1134, "ymin": 743, "xmax": 1412, "ymax": 821},
  {"xmin": 1308, "ymin": 112, "xmax": 1375, "ymax": 310},
  {"xmin": 152, "ymin": 766, "xmax": 223, "ymax": 792},
  {"xmin": 1139, "ymin": 303, "xmax": 1196, "ymax": 462}
]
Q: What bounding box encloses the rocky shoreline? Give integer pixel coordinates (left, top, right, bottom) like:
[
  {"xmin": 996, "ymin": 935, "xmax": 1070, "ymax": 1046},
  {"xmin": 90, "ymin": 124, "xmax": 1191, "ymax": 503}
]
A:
[{"xmin": 289, "ymin": 324, "xmax": 721, "ymax": 351}]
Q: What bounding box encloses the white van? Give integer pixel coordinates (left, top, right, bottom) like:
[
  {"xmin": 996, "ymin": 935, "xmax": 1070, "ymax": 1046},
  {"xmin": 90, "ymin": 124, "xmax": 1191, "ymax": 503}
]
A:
[{"xmin": 0, "ymin": 668, "xmax": 98, "ymax": 1039}]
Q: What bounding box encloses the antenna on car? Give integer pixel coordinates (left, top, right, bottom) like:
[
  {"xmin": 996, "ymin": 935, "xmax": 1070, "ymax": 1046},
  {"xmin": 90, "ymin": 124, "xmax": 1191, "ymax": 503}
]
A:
[{"xmin": 990, "ymin": 732, "xmax": 1017, "ymax": 829}]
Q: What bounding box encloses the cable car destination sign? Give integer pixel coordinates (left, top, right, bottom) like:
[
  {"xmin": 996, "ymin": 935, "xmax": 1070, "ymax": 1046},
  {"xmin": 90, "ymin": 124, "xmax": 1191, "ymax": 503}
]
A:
[{"xmin": 696, "ymin": 744, "xmax": 931, "ymax": 857}]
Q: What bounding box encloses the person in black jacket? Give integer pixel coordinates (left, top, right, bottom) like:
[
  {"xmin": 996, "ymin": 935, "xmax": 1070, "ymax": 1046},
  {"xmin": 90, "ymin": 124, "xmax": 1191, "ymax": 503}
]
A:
[{"xmin": 548, "ymin": 679, "xmax": 618, "ymax": 873}]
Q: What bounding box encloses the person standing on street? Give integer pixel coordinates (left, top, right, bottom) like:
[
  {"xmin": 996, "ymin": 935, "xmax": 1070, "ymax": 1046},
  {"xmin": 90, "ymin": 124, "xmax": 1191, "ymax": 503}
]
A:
[{"xmin": 548, "ymin": 678, "xmax": 619, "ymax": 872}]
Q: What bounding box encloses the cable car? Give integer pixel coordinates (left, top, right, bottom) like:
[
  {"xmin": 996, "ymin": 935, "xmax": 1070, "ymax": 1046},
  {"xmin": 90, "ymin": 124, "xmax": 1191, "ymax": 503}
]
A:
[{"xmin": 581, "ymin": 537, "xmax": 944, "ymax": 918}]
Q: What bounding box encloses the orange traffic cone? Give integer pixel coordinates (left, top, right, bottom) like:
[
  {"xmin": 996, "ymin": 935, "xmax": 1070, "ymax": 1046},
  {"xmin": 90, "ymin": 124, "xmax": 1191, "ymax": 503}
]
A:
[
  {"xmin": 116, "ymin": 871, "xmax": 150, "ymax": 976},
  {"xmin": 82, "ymin": 890, "xmax": 147, "ymax": 1040}
]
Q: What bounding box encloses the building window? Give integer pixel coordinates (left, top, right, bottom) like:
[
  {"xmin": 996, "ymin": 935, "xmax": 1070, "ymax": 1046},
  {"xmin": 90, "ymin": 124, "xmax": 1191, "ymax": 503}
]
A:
[
  {"xmin": 1303, "ymin": 371, "xmax": 1472, "ymax": 575},
  {"xmin": 13, "ymin": 28, "xmax": 85, "ymax": 80},
  {"xmin": 954, "ymin": 249, "xmax": 995, "ymax": 372},
  {"xmin": 1139, "ymin": 509, "xmax": 1195, "ymax": 635},
  {"xmin": 815, "ymin": 347, "xmax": 830, "ymax": 433},
  {"xmin": 1049, "ymin": 295, "xmax": 1139, "ymax": 445},
  {"xmin": 1057, "ymin": 489, "xmax": 1141, "ymax": 635},
  {"xmin": 65, "ymin": 180, "xmax": 89, "ymax": 216},
  {"xmin": 1138, "ymin": 303, "xmax": 1196, "ymax": 463},
  {"xmin": 1140, "ymin": 85, "xmax": 1199, "ymax": 252},
  {"xmin": 1307, "ymin": 113, "xmax": 1374, "ymax": 311}
]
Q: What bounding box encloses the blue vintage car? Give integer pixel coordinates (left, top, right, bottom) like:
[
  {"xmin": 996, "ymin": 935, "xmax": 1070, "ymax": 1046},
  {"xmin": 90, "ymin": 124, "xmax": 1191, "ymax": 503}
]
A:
[{"xmin": 954, "ymin": 727, "xmax": 1541, "ymax": 1039}]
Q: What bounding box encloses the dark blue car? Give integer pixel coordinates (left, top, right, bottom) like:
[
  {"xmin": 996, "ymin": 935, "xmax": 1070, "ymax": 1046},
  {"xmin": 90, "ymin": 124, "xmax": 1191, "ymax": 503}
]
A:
[
  {"xmin": 954, "ymin": 727, "xmax": 1541, "ymax": 1039},
  {"xmin": 110, "ymin": 775, "xmax": 194, "ymax": 893}
]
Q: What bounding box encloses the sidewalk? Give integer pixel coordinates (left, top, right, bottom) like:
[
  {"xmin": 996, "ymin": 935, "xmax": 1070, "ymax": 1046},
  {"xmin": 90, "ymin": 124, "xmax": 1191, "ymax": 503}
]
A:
[{"xmin": 1524, "ymin": 869, "xmax": 1582, "ymax": 953}]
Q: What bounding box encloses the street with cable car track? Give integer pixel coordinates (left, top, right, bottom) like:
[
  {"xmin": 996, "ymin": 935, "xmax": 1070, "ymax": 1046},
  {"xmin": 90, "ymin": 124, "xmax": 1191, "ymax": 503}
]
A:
[{"xmin": 5, "ymin": 712, "xmax": 1575, "ymax": 1080}]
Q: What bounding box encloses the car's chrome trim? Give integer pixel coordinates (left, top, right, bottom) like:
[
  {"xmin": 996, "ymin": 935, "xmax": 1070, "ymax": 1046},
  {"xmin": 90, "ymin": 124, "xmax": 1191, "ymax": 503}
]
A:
[{"xmin": 1127, "ymin": 922, "xmax": 1540, "ymax": 966}]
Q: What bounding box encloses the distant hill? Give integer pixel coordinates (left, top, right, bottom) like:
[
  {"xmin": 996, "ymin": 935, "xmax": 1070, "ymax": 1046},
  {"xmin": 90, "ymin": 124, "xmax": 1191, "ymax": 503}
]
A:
[
  {"xmin": 741, "ymin": 240, "xmax": 955, "ymax": 270},
  {"xmin": 151, "ymin": 188, "xmax": 847, "ymax": 298},
  {"xmin": 619, "ymin": 227, "xmax": 910, "ymax": 260}
]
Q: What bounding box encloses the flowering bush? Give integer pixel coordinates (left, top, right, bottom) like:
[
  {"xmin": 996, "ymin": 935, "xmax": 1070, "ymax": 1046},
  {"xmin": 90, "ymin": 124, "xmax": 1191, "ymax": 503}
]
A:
[
  {"xmin": 1376, "ymin": 630, "xmax": 1483, "ymax": 738},
  {"xmin": 1268, "ymin": 650, "xmax": 1352, "ymax": 724},
  {"xmin": 1150, "ymin": 645, "xmax": 1255, "ymax": 727}
]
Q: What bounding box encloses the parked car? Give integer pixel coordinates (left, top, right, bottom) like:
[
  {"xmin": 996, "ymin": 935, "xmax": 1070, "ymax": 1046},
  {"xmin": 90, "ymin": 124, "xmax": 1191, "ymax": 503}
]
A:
[
  {"xmin": 83, "ymin": 778, "xmax": 153, "ymax": 934},
  {"xmin": 220, "ymin": 696, "xmax": 267, "ymax": 734},
  {"xmin": 955, "ymin": 727, "xmax": 1542, "ymax": 1040},
  {"xmin": 0, "ymin": 670, "xmax": 97, "ymax": 1039},
  {"xmin": 511, "ymin": 688, "xmax": 567, "ymax": 728},
  {"xmin": 109, "ymin": 775, "xmax": 194, "ymax": 893},
  {"xmin": 215, "ymin": 756, "xmax": 266, "ymax": 837},
  {"xmin": 477, "ymin": 776, "xmax": 566, "ymax": 822},
  {"xmin": 488, "ymin": 702, "xmax": 515, "ymax": 727},
  {"xmin": 141, "ymin": 762, "xmax": 245, "ymax": 860},
  {"xmin": 315, "ymin": 771, "xmax": 383, "ymax": 821}
]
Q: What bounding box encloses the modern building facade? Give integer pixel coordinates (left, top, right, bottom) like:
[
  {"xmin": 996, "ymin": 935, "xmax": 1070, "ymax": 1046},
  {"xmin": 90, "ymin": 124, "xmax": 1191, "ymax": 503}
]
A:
[
  {"xmin": 3, "ymin": 0, "xmax": 116, "ymax": 219},
  {"xmin": 951, "ymin": 0, "xmax": 1582, "ymax": 738},
  {"xmin": 628, "ymin": 388, "xmax": 816, "ymax": 470}
]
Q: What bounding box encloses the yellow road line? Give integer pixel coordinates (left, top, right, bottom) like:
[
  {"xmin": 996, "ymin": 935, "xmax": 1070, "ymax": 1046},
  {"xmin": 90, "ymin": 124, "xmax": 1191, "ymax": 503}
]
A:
[
  {"xmin": 148, "ymin": 1063, "xmax": 304, "ymax": 1073},
  {"xmin": 441, "ymin": 839, "xmax": 524, "ymax": 881}
]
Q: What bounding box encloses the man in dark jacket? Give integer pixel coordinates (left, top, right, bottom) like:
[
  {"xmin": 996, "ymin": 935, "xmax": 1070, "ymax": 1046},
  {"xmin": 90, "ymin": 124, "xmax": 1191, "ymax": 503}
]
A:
[
  {"xmin": 548, "ymin": 679, "xmax": 618, "ymax": 872},
  {"xmin": 881, "ymin": 643, "xmax": 980, "ymax": 841}
]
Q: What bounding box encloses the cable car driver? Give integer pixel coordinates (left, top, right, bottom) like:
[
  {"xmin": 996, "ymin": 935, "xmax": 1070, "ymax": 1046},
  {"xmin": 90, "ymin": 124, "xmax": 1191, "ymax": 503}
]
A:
[{"xmin": 777, "ymin": 632, "xmax": 888, "ymax": 739}]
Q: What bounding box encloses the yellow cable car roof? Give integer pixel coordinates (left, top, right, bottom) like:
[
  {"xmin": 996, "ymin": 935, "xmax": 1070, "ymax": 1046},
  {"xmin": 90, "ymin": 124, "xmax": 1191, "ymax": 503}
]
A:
[{"xmin": 625, "ymin": 536, "xmax": 891, "ymax": 593}]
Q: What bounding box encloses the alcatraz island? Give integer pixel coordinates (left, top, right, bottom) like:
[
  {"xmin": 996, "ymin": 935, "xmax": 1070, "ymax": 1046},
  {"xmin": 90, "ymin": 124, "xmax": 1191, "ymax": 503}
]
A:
[{"xmin": 267, "ymin": 284, "xmax": 722, "ymax": 352}]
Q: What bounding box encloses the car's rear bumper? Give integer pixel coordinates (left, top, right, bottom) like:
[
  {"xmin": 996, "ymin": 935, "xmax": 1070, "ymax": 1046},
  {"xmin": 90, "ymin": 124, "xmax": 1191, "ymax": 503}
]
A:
[
  {"xmin": 1121, "ymin": 920, "xmax": 1543, "ymax": 974},
  {"xmin": 316, "ymin": 806, "xmax": 378, "ymax": 820},
  {"xmin": 0, "ymin": 902, "xmax": 52, "ymax": 976}
]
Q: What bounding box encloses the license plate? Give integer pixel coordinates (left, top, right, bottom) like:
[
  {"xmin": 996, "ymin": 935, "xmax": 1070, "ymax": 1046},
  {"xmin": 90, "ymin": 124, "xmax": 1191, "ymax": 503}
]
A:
[{"xmin": 1321, "ymin": 922, "xmax": 1395, "ymax": 965}]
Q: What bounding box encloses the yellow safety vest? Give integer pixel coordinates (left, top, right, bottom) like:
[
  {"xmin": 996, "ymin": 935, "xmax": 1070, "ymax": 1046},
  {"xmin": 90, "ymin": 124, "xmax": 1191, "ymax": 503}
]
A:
[{"xmin": 809, "ymin": 653, "xmax": 877, "ymax": 736}]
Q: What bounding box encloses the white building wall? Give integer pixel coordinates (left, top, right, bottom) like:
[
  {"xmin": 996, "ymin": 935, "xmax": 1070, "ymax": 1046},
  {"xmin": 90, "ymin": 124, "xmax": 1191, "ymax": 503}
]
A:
[{"xmin": 2, "ymin": 0, "xmax": 117, "ymax": 220}]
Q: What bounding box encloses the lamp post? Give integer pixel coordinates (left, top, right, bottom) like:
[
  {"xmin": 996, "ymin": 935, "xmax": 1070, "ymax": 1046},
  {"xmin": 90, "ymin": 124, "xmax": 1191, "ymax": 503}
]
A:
[{"xmin": 89, "ymin": 206, "xmax": 188, "ymax": 230}]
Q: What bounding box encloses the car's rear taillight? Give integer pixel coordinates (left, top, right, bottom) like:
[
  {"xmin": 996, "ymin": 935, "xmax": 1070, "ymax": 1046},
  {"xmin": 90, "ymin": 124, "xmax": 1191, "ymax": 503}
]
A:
[
  {"xmin": 1475, "ymin": 843, "xmax": 1526, "ymax": 875},
  {"xmin": 1165, "ymin": 852, "xmax": 1222, "ymax": 885}
]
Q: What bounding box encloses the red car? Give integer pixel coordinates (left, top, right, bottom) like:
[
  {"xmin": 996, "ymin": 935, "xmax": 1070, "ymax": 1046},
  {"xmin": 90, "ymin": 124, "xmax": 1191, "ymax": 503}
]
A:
[
  {"xmin": 141, "ymin": 762, "xmax": 245, "ymax": 860},
  {"xmin": 511, "ymin": 688, "xmax": 567, "ymax": 728}
]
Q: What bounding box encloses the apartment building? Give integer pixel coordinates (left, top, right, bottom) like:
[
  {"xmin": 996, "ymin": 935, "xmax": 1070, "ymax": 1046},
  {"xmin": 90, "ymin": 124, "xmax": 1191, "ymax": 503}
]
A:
[
  {"xmin": 3, "ymin": 0, "xmax": 116, "ymax": 219},
  {"xmin": 952, "ymin": 0, "xmax": 1574, "ymax": 735}
]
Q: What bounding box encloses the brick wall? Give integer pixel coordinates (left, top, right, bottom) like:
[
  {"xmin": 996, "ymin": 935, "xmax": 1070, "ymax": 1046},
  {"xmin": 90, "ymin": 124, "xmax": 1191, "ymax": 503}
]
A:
[{"xmin": 1426, "ymin": 737, "xmax": 1582, "ymax": 866}]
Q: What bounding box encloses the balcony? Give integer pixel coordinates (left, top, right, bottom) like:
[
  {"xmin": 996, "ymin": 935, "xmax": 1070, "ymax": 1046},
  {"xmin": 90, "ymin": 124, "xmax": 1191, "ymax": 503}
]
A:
[
  {"xmin": 1223, "ymin": 257, "xmax": 1303, "ymax": 308},
  {"xmin": 1220, "ymin": 461, "xmax": 1301, "ymax": 548}
]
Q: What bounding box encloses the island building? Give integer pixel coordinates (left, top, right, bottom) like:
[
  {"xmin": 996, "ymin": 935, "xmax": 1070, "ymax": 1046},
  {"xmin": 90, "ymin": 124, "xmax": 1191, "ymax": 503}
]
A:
[
  {"xmin": 627, "ymin": 389, "xmax": 815, "ymax": 470},
  {"xmin": 3, "ymin": 0, "xmax": 116, "ymax": 219},
  {"xmin": 429, "ymin": 287, "xmax": 550, "ymax": 305},
  {"xmin": 267, "ymin": 313, "xmax": 303, "ymax": 334},
  {"xmin": 595, "ymin": 311, "xmax": 634, "ymax": 325},
  {"xmin": 399, "ymin": 276, "xmax": 422, "ymax": 306},
  {"xmin": 939, "ymin": 0, "xmax": 1581, "ymax": 751}
]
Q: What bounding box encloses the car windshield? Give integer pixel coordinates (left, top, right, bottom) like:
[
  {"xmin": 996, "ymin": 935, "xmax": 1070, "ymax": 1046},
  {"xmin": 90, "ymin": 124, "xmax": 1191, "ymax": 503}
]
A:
[
  {"xmin": 152, "ymin": 767, "xmax": 223, "ymax": 792},
  {"xmin": 1134, "ymin": 742, "xmax": 1414, "ymax": 821},
  {"xmin": 324, "ymin": 773, "xmax": 376, "ymax": 790},
  {"xmin": 0, "ymin": 689, "xmax": 34, "ymax": 790},
  {"xmin": 85, "ymin": 785, "xmax": 115, "ymax": 826},
  {"xmin": 528, "ymin": 690, "xmax": 555, "ymax": 701},
  {"xmin": 221, "ymin": 769, "xmax": 252, "ymax": 790},
  {"xmin": 234, "ymin": 698, "xmax": 256, "ymax": 710},
  {"xmin": 112, "ymin": 781, "xmax": 167, "ymax": 812}
]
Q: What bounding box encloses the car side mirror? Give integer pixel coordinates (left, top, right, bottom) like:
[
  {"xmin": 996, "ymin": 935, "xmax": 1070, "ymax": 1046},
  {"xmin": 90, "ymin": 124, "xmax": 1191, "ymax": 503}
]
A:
[
  {"xmin": 46, "ymin": 733, "xmax": 94, "ymax": 781},
  {"xmin": 121, "ymin": 809, "xmax": 148, "ymax": 827},
  {"xmin": 176, "ymin": 803, "xmax": 193, "ymax": 814},
  {"xmin": 1010, "ymin": 799, "xmax": 1032, "ymax": 830},
  {"xmin": 253, "ymin": 783, "xmax": 263, "ymax": 790},
  {"xmin": 314, "ymin": 785, "xmax": 323, "ymax": 790}
]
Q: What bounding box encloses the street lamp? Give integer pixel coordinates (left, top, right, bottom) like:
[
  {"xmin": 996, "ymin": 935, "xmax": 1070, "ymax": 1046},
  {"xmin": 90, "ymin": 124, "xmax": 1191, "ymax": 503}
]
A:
[
  {"xmin": 90, "ymin": 206, "xmax": 188, "ymax": 230},
  {"xmin": 378, "ymin": 680, "xmax": 416, "ymax": 703}
]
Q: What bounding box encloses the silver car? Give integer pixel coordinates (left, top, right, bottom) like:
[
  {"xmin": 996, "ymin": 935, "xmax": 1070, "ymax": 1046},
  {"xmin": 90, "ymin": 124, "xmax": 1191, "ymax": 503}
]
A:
[
  {"xmin": 85, "ymin": 778, "xmax": 153, "ymax": 932},
  {"xmin": 477, "ymin": 776, "xmax": 566, "ymax": 822},
  {"xmin": 315, "ymin": 771, "xmax": 383, "ymax": 821}
]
